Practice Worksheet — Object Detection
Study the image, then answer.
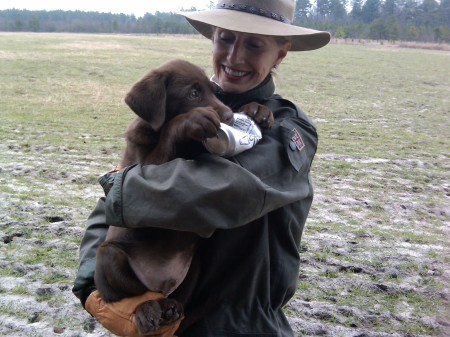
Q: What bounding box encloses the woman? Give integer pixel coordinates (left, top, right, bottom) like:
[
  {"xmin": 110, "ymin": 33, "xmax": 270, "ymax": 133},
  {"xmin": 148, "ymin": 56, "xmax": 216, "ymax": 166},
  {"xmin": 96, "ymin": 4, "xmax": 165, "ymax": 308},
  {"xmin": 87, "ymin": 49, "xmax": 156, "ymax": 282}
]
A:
[{"xmin": 73, "ymin": 1, "xmax": 330, "ymax": 336}]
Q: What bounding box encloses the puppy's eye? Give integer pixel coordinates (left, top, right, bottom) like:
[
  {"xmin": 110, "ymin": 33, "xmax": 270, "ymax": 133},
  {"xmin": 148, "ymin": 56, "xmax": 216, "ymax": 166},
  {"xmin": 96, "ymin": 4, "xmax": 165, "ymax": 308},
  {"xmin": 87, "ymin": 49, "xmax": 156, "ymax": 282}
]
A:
[{"xmin": 188, "ymin": 88, "xmax": 200, "ymax": 100}]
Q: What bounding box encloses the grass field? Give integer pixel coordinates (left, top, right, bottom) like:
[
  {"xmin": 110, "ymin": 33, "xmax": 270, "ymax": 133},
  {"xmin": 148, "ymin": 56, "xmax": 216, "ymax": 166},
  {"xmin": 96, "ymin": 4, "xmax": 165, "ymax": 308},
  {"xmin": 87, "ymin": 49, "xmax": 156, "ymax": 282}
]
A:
[{"xmin": 0, "ymin": 33, "xmax": 449, "ymax": 337}]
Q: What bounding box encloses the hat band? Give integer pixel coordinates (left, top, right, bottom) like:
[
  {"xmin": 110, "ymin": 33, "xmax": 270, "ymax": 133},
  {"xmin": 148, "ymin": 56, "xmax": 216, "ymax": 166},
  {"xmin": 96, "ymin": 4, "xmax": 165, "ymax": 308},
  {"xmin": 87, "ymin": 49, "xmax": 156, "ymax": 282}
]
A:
[{"xmin": 216, "ymin": 2, "xmax": 292, "ymax": 25}]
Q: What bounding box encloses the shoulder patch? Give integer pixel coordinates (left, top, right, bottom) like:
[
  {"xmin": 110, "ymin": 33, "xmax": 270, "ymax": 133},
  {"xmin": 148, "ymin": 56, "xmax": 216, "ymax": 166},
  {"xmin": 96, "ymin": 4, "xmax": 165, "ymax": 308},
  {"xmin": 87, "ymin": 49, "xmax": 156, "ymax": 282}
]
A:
[{"xmin": 290, "ymin": 128, "xmax": 305, "ymax": 152}]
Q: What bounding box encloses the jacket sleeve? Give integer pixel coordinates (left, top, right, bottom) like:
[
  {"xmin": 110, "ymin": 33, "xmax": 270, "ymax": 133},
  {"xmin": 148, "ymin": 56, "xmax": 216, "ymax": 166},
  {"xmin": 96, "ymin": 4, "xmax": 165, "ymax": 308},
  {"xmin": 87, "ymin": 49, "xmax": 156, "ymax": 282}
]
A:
[
  {"xmin": 72, "ymin": 197, "xmax": 108, "ymax": 307},
  {"xmin": 104, "ymin": 104, "xmax": 318, "ymax": 238}
]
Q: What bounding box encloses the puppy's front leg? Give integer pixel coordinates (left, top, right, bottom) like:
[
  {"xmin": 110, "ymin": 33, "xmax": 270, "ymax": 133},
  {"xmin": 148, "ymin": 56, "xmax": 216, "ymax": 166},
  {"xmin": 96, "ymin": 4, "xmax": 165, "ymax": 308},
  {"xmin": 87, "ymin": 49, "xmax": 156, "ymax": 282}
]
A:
[{"xmin": 143, "ymin": 107, "xmax": 221, "ymax": 165}]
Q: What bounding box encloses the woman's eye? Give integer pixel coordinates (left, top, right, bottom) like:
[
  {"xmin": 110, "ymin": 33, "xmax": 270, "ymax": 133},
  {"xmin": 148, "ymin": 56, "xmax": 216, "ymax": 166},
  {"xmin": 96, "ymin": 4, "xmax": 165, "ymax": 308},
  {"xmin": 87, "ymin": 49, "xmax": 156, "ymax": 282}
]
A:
[
  {"xmin": 219, "ymin": 33, "xmax": 234, "ymax": 43},
  {"xmin": 188, "ymin": 88, "xmax": 200, "ymax": 100},
  {"xmin": 247, "ymin": 40, "xmax": 264, "ymax": 49}
]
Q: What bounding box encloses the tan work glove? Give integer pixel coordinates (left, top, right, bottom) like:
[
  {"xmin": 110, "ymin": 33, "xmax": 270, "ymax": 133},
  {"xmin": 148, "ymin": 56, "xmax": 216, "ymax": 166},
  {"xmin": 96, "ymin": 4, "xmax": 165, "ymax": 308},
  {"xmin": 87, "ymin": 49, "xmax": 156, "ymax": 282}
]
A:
[{"xmin": 85, "ymin": 290, "xmax": 182, "ymax": 337}]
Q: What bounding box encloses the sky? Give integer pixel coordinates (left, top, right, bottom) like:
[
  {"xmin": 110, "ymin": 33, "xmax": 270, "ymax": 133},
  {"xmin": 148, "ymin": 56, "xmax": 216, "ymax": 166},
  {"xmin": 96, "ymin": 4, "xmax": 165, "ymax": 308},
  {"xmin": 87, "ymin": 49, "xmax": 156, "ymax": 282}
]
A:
[{"xmin": 0, "ymin": 0, "xmax": 214, "ymax": 17}]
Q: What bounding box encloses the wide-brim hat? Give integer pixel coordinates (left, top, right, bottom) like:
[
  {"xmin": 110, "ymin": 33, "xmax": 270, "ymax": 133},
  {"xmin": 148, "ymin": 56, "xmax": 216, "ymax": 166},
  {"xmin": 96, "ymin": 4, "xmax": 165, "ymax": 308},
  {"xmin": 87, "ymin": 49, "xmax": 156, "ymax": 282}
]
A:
[{"xmin": 179, "ymin": 0, "xmax": 331, "ymax": 52}]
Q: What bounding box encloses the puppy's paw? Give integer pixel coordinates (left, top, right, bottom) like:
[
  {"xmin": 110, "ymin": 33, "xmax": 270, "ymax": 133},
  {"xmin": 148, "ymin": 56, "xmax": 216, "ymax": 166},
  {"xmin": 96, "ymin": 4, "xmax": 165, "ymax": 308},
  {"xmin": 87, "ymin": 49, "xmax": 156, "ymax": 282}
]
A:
[
  {"xmin": 238, "ymin": 102, "xmax": 274, "ymax": 129},
  {"xmin": 135, "ymin": 300, "xmax": 162, "ymax": 334},
  {"xmin": 159, "ymin": 298, "xmax": 184, "ymax": 325}
]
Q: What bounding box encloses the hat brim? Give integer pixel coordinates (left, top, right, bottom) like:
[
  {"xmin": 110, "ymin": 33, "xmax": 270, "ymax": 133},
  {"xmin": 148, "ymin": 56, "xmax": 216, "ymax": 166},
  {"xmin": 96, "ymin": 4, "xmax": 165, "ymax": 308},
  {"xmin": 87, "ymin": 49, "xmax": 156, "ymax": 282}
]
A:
[{"xmin": 179, "ymin": 9, "xmax": 330, "ymax": 52}]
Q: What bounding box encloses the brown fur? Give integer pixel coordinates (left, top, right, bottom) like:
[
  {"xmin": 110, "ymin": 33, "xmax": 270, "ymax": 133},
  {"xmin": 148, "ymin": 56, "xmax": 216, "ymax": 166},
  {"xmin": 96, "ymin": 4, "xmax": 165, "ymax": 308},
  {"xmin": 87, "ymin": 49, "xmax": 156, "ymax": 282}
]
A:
[
  {"xmin": 94, "ymin": 59, "xmax": 274, "ymax": 334},
  {"xmin": 95, "ymin": 59, "xmax": 233, "ymax": 334}
]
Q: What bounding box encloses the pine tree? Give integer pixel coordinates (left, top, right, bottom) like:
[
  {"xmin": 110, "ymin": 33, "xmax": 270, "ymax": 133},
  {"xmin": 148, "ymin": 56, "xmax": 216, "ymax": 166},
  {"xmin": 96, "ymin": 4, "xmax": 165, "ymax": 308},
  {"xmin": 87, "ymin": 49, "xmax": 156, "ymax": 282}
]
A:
[
  {"xmin": 361, "ymin": 0, "xmax": 381, "ymax": 23},
  {"xmin": 350, "ymin": 0, "xmax": 363, "ymax": 21},
  {"xmin": 295, "ymin": 0, "xmax": 312, "ymax": 21}
]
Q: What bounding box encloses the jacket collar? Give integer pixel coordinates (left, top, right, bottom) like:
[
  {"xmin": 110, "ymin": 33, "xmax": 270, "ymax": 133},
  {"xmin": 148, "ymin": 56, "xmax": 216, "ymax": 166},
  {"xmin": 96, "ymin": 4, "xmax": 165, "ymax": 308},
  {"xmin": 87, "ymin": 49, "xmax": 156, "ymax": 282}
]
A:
[{"xmin": 213, "ymin": 75, "xmax": 275, "ymax": 111}]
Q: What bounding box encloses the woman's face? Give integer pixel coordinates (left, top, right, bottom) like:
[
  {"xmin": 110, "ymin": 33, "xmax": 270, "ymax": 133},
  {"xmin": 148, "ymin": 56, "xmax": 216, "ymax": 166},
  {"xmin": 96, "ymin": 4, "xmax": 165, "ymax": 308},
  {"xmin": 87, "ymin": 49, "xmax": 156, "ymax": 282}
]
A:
[{"xmin": 212, "ymin": 28, "xmax": 291, "ymax": 94}]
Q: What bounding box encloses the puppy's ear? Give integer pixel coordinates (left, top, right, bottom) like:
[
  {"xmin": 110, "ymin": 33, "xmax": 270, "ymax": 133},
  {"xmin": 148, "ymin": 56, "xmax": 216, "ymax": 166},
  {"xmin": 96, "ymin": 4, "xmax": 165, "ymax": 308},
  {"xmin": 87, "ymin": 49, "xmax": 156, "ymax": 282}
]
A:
[{"xmin": 125, "ymin": 71, "xmax": 167, "ymax": 130}]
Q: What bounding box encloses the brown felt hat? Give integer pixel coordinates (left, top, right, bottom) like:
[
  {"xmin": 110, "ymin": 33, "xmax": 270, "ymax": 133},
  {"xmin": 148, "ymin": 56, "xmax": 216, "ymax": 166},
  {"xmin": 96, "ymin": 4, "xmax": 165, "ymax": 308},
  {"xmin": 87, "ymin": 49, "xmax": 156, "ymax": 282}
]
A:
[{"xmin": 179, "ymin": 0, "xmax": 331, "ymax": 51}]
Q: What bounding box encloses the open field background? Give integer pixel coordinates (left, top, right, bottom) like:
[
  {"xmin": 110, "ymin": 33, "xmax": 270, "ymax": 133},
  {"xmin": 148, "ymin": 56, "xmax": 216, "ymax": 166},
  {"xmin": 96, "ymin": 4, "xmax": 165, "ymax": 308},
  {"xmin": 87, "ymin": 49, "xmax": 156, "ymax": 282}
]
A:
[{"xmin": 0, "ymin": 33, "xmax": 449, "ymax": 337}]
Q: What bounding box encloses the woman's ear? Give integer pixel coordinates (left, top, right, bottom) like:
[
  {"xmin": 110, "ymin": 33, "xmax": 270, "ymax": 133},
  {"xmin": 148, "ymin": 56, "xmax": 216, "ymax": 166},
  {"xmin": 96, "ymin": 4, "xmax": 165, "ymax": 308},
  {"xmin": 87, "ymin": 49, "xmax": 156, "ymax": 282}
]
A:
[
  {"xmin": 276, "ymin": 42, "xmax": 291, "ymax": 65},
  {"xmin": 124, "ymin": 71, "xmax": 167, "ymax": 131}
]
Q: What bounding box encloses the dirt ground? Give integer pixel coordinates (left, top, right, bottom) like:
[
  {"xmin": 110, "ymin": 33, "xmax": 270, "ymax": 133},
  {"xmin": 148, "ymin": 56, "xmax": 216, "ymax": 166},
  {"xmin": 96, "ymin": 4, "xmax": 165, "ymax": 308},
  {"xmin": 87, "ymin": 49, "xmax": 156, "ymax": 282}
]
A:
[{"xmin": 0, "ymin": 123, "xmax": 448, "ymax": 337}]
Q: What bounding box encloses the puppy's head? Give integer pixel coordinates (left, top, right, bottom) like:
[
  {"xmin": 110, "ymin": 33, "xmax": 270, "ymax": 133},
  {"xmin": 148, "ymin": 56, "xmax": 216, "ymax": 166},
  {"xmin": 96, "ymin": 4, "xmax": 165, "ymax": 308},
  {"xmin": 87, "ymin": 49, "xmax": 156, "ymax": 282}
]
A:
[{"xmin": 125, "ymin": 59, "xmax": 232, "ymax": 131}]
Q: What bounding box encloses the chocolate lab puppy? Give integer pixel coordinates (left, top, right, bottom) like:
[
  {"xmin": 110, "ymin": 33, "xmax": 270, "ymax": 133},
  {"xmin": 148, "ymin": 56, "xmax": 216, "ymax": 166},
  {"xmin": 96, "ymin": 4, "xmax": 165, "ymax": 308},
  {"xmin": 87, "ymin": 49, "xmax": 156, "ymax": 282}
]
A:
[{"xmin": 94, "ymin": 59, "xmax": 273, "ymax": 335}]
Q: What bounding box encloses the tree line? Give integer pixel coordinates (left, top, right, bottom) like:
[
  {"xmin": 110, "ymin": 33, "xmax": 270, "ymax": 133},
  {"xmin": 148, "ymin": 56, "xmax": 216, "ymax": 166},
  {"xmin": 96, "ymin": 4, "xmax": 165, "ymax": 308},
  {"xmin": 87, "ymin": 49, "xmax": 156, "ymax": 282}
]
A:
[
  {"xmin": 0, "ymin": 0, "xmax": 449, "ymax": 43},
  {"xmin": 296, "ymin": 0, "xmax": 450, "ymax": 42},
  {"xmin": 0, "ymin": 9, "xmax": 197, "ymax": 35}
]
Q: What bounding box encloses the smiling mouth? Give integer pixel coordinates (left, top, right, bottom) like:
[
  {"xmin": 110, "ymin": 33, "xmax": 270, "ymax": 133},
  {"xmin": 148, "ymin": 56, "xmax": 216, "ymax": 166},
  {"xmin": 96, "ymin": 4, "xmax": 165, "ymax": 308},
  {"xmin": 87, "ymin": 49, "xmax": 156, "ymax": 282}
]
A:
[{"xmin": 223, "ymin": 66, "xmax": 250, "ymax": 78}]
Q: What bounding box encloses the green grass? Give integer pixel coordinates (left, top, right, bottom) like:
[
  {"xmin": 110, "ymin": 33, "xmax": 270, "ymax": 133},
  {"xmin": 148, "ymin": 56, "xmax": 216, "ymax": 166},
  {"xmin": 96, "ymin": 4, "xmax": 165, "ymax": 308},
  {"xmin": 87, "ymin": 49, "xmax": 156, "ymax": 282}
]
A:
[
  {"xmin": 0, "ymin": 33, "xmax": 449, "ymax": 337},
  {"xmin": 11, "ymin": 284, "xmax": 30, "ymax": 296}
]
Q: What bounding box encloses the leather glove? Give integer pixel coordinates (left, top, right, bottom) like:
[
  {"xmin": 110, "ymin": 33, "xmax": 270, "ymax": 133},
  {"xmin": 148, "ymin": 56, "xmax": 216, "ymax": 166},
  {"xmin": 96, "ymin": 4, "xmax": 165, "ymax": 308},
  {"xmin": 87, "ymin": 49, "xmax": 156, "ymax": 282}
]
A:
[{"xmin": 85, "ymin": 290, "xmax": 182, "ymax": 337}]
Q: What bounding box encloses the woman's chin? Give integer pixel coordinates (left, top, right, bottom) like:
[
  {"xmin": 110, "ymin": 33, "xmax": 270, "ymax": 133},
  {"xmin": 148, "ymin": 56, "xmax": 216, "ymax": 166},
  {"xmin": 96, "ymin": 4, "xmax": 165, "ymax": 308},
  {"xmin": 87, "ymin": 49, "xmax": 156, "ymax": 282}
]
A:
[{"xmin": 218, "ymin": 78, "xmax": 256, "ymax": 94}]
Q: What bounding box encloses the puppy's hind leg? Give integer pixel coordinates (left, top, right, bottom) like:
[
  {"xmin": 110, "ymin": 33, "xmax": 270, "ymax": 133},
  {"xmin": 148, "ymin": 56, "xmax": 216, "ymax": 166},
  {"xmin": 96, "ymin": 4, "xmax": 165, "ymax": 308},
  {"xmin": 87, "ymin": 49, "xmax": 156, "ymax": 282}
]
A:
[
  {"xmin": 134, "ymin": 300, "xmax": 163, "ymax": 334},
  {"xmin": 95, "ymin": 241, "xmax": 148, "ymax": 303},
  {"xmin": 159, "ymin": 298, "xmax": 184, "ymax": 324},
  {"xmin": 135, "ymin": 298, "xmax": 183, "ymax": 335}
]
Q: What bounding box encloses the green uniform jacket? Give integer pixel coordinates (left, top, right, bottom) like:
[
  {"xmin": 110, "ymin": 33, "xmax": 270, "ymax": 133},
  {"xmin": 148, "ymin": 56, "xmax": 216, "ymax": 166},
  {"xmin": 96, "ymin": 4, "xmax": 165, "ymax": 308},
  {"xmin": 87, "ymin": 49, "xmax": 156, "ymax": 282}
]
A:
[{"xmin": 73, "ymin": 76, "xmax": 318, "ymax": 337}]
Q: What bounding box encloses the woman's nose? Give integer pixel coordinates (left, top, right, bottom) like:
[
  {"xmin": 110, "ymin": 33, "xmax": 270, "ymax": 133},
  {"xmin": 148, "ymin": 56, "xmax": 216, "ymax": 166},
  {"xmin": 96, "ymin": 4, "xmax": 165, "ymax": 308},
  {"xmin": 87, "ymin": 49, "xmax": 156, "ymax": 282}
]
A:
[{"xmin": 227, "ymin": 42, "xmax": 244, "ymax": 64}]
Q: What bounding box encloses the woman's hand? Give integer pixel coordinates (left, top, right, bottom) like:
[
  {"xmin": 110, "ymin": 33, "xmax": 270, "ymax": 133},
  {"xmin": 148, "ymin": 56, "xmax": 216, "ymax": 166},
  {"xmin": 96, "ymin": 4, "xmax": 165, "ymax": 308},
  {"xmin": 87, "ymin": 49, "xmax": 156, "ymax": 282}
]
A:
[{"xmin": 85, "ymin": 290, "xmax": 182, "ymax": 337}]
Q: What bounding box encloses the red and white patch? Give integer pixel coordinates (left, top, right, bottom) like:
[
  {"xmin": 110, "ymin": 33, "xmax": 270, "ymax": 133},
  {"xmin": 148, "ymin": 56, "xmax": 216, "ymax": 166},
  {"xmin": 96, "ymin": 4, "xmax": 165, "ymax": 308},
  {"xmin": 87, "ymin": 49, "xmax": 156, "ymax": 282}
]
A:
[{"xmin": 291, "ymin": 128, "xmax": 305, "ymax": 151}]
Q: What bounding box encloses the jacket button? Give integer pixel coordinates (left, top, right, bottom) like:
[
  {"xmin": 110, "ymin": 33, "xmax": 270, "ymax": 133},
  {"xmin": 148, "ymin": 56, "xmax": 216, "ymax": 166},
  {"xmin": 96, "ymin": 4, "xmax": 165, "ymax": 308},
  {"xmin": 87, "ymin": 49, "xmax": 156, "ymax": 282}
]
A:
[{"xmin": 289, "ymin": 141, "xmax": 297, "ymax": 151}]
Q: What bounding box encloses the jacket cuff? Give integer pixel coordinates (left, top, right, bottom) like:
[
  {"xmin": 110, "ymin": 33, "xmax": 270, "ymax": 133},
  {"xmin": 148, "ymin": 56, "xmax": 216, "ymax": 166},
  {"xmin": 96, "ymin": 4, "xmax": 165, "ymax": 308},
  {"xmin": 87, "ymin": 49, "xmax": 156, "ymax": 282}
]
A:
[
  {"xmin": 72, "ymin": 258, "xmax": 97, "ymax": 308},
  {"xmin": 104, "ymin": 165, "xmax": 136, "ymax": 226}
]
